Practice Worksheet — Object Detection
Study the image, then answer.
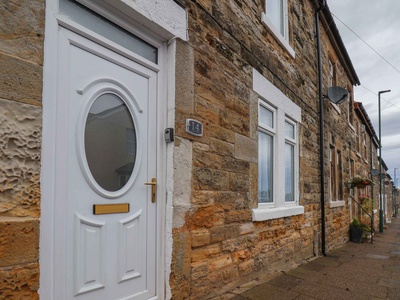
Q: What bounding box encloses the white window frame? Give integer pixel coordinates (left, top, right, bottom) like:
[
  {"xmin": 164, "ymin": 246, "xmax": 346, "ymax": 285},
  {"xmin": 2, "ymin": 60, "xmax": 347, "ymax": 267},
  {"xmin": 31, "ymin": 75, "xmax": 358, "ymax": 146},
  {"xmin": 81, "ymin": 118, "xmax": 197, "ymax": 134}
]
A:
[
  {"xmin": 329, "ymin": 144, "xmax": 345, "ymax": 208},
  {"xmin": 258, "ymin": 102, "xmax": 276, "ymax": 207},
  {"xmin": 284, "ymin": 118, "xmax": 297, "ymax": 203},
  {"xmin": 262, "ymin": 0, "xmax": 295, "ymax": 58},
  {"xmin": 253, "ymin": 69, "xmax": 303, "ymax": 221}
]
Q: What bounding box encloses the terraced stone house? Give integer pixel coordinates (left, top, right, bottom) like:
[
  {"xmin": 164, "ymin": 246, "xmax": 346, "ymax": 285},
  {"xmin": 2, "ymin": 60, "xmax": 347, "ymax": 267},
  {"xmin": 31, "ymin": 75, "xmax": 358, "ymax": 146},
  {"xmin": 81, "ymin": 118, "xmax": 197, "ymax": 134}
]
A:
[{"xmin": 1, "ymin": 0, "xmax": 390, "ymax": 299}]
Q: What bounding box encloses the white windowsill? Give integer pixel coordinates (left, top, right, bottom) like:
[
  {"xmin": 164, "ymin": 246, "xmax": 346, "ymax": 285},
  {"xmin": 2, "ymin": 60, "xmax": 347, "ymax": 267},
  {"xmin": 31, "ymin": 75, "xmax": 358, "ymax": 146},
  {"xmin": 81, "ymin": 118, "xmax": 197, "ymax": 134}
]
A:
[
  {"xmin": 252, "ymin": 205, "xmax": 304, "ymax": 221},
  {"xmin": 329, "ymin": 200, "xmax": 345, "ymax": 208},
  {"xmin": 261, "ymin": 13, "xmax": 295, "ymax": 59}
]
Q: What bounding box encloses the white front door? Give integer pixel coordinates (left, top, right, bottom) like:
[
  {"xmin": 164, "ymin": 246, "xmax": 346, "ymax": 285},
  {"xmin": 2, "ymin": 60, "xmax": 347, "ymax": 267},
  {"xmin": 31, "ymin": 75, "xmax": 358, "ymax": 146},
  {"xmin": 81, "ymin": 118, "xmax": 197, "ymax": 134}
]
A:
[{"xmin": 53, "ymin": 27, "xmax": 159, "ymax": 300}]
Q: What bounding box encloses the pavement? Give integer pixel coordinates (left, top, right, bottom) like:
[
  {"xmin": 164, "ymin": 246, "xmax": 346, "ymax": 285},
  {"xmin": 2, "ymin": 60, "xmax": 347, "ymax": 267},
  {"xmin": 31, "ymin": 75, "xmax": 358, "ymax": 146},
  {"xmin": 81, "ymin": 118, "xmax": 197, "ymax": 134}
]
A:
[{"xmin": 226, "ymin": 218, "xmax": 400, "ymax": 300}]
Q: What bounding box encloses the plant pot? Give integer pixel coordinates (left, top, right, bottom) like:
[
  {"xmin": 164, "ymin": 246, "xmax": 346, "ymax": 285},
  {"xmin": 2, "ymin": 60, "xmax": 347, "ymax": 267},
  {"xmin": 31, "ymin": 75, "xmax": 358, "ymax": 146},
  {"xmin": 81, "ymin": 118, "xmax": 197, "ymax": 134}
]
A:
[{"xmin": 350, "ymin": 226, "xmax": 364, "ymax": 243}]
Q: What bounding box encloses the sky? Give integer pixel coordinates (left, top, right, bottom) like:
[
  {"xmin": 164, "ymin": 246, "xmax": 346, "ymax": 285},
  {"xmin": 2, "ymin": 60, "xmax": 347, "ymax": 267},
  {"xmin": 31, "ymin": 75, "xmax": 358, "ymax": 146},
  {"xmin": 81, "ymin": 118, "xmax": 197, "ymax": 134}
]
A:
[{"xmin": 328, "ymin": 0, "xmax": 400, "ymax": 185}]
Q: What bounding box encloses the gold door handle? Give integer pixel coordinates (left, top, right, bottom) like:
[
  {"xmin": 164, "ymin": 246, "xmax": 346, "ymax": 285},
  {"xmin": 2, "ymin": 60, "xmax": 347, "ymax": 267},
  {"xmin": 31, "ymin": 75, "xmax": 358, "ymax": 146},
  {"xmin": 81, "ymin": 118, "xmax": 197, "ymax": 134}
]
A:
[{"xmin": 144, "ymin": 178, "xmax": 157, "ymax": 203}]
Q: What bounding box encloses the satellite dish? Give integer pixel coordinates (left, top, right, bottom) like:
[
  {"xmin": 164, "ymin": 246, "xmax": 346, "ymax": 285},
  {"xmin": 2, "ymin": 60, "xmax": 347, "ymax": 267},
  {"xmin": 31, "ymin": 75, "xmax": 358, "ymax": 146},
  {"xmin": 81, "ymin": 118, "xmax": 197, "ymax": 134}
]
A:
[
  {"xmin": 371, "ymin": 169, "xmax": 380, "ymax": 176},
  {"xmin": 327, "ymin": 86, "xmax": 349, "ymax": 104}
]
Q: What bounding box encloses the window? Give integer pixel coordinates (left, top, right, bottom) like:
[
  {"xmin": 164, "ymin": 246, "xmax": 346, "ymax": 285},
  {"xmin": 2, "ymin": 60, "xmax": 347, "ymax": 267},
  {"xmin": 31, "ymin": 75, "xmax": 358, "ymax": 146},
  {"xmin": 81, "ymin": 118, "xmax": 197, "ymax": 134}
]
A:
[
  {"xmin": 266, "ymin": 0, "xmax": 286, "ymax": 37},
  {"xmin": 285, "ymin": 120, "xmax": 296, "ymax": 202},
  {"xmin": 253, "ymin": 69, "xmax": 303, "ymax": 221},
  {"xmin": 329, "ymin": 142, "xmax": 345, "ymax": 207},
  {"xmin": 328, "ymin": 59, "xmax": 336, "ymax": 87},
  {"xmin": 350, "ymin": 158, "xmax": 355, "ymax": 196},
  {"xmin": 258, "ymin": 104, "xmax": 275, "ymax": 203},
  {"xmin": 330, "ymin": 146, "xmax": 337, "ymax": 201},
  {"xmin": 347, "ymin": 87, "xmax": 354, "ymax": 126},
  {"xmin": 262, "ymin": 0, "xmax": 294, "ymax": 57},
  {"xmin": 362, "ymin": 130, "xmax": 368, "ymax": 160}
]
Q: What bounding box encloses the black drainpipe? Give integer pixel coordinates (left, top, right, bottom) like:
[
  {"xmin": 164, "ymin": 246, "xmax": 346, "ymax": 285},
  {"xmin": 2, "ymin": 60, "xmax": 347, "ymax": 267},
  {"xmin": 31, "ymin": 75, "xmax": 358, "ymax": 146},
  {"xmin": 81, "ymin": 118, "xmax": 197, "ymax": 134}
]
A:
[{"xmin": 316, "ymin": 0, "xmax": 326, "ymax": 256}]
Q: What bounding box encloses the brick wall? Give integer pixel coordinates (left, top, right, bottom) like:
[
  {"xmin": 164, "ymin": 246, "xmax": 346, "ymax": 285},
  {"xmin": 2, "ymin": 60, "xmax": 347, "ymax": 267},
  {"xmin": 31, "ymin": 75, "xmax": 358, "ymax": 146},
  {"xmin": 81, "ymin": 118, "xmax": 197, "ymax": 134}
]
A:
[{"xmin": 0, "ymin": 1, "xmax": 44, "ymax": 298}]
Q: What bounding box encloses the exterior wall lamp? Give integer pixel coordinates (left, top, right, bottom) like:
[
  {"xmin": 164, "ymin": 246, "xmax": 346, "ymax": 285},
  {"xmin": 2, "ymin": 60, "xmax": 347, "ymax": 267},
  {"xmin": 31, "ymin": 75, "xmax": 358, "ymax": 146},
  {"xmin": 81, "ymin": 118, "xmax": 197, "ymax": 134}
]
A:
[{"xmin": 378, "ymin": 89, "xmax": 391, "ymax": 233}]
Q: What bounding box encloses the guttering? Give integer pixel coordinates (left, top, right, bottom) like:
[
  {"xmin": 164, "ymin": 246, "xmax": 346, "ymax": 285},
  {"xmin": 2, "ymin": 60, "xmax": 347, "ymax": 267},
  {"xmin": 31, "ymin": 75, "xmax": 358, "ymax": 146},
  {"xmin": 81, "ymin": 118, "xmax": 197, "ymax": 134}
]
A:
[
  {"xmin": 315, "ymin": 0, "xmax": 326, "ymax": 256},
  {"xmin": 322, "ymin": 3, "xmax": 360, "ymax": 86}
]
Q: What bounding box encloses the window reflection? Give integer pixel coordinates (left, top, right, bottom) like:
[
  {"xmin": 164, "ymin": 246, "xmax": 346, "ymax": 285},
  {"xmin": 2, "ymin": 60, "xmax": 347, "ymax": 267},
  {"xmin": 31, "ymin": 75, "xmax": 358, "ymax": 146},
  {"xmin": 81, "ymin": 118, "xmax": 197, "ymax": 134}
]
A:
[{"xmin": 85, "ymin": 93, "xmax": 136, "ymax": 191}]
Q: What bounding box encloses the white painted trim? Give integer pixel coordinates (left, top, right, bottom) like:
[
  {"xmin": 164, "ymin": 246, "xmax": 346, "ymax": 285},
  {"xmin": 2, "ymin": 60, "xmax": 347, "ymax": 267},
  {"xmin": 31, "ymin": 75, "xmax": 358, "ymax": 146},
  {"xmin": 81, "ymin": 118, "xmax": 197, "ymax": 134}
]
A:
[
  {"xmin": 261, "ymin": 12, "xmax": 295, "ymax": 58},
  {"xmin": 79, "ymin": 0, "xmax": 188, "ymax": 41},
  {"xmin": 253, "ymin": 69, "xmax": 301, "ymax": 123},
  {"xmin": 252, "ymin": 205, "xmax": 304, "ymax": 221},
  {"xmin": 164, "ymin": 39, "xmax": 176, "ymax": 300}
]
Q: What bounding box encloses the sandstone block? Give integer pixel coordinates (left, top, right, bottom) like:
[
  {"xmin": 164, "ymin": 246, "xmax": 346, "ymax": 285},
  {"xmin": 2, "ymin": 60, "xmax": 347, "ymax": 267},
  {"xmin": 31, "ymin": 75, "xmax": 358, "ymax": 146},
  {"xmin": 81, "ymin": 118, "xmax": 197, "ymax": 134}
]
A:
[
  {"xmin": 0, "ymin": 262, "xmax": 39, "ymax": 299},
  {"xmin": 191, "ymin": 228, "xmax": 210, "ymax": 247},
  {"xmin": 239, "ymin": 223, "xmax": 255, "ymax": 235},
  {"xmin": 208, "ymin": 254, "xmax": 233, "ymax": 271},
  {"xmin": 210, "ymin": 224, "xmax": 240, "ymax": 243},
  {"xmin": 193, "ymin": 168, "xmax": 230, "ymax": 191},
  {"xmin": 239, "ymin": 259, "xmax": 254, "ymax": 275},
  {"xmin": 0, "ymin": 99, "xmax": 42, "ymax": 217},
  {"xmin": 191, "ymin": 190, "xmax": 215, "ymax": 206},
  {"xmin": 191, "ymin": 244, "xmax": 220, "ymax": 262},
  {"xmin": 209, "ymin": 138, "xmax": 234, "ymax": 157},
  {"xmin": 0, "ymin": 217, "xmax": 39, "ymax": 268},
  {"xmin": 229, "ymin": 172, "xmax": 249, "ymax": 191},
  {"xmin": 221, "ymin": 234, "xmax": 259, "ymax": 252},
  {"xmin": 0, "ymin": 1, "xmax": 45, "ymax": 64},
  {"xmin": 0, "ymin": 54, "xmax": 42, "ymax": 105},
  {"xmin": 191, "ymin": 206, "xmax": 224, "ymax": 228},
  {"xmin": 190, "ymin": 261, "xmax": 208, "ymax": 281},
  {"xmin": 234, "ymin": 133, "xmax": 257, "ymax": 163}
]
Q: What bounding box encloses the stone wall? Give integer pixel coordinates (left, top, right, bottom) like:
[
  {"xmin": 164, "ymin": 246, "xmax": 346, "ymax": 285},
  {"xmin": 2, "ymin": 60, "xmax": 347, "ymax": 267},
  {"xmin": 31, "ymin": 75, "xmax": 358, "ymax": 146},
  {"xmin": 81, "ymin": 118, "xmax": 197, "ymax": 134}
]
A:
[
  {"xmin": 0, "ymin": 1, "xmax": 44, "ymax": 298},
  {"xmin": 170, "ymin": 0, "xmax": 358, "ymax": 298}
]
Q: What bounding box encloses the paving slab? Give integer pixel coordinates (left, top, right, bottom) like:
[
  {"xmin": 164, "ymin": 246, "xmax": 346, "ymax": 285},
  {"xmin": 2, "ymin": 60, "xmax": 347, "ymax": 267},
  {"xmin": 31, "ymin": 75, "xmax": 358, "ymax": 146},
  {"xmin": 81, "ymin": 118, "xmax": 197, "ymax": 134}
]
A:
[{"xmin": 226, "ymin": 217, "xmax": 400, "ymax": 300}]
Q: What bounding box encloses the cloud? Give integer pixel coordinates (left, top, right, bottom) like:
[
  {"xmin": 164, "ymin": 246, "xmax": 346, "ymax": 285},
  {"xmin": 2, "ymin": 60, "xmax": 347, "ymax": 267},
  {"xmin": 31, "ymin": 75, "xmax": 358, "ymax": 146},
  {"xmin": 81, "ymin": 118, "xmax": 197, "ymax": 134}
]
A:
[{"xmin": 328, "ymin": 0, "xmax": 400, "ymax": 178}]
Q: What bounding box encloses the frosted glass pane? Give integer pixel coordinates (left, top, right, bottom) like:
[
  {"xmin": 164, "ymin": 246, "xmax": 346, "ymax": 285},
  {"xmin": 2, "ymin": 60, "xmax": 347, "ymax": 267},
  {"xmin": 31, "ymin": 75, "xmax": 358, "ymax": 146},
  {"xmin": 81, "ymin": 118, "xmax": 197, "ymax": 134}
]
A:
[
  {"xmin": 285, "ymin": 121, "xmax": 294, "ymax": 139},
  {"xmin": 266, "ymin": 0, "xmax": 284, "ymax": 35},
  {"xmin": 285, "ymin": 143, "xmax": 294, "ymax": 202},
  {"xmin": 85, "ymin": 93, "xmax": 137, "ymax": 191},
  {"xmin": 258, "ymin": 131, "xmax": 273, "ymax": 203},
  {"xmin": 60, "ymin": 0, "xmax": 157, "ymax": 63},
  {"xmin": 260, "ymin": 105, "xmax": 273, "ymax": 128}
]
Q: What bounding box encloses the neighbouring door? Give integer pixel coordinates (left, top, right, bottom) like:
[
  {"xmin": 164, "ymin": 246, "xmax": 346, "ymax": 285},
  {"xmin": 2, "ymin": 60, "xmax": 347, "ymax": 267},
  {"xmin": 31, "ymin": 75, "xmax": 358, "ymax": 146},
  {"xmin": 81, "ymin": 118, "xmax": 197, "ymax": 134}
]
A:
[{"xmin": 53, "ymin": 26, "xmax": 159, "ymax": 299}]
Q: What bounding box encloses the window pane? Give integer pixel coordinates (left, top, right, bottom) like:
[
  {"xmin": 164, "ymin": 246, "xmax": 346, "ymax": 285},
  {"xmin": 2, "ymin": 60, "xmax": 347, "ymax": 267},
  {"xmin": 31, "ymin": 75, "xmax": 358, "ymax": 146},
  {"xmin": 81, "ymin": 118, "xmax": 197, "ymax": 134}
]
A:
[
  {"xmin": 260, "ymin": 105, "xmax": 274, "ymax": 128},
  {"xmin": 60, "ymin": 0, "xmax": 158, "ymax": 63},
  {"xmin": 285, "ymin": 143, "xmax": 294, "ymax": 202},
  {"xmin": 85, "ymin": 93, "xmax": 137, "ymax": 191},
  {"xmin": 258, "ymin": 131, "xmax": 273, "ymax": 203},
  {"xmin": 266, "ymin": 0, "xmax": 284, "ymax": 36},
  {"xmin": 285, "ymin": 121, "xmax": 294, "ymax": 139}
]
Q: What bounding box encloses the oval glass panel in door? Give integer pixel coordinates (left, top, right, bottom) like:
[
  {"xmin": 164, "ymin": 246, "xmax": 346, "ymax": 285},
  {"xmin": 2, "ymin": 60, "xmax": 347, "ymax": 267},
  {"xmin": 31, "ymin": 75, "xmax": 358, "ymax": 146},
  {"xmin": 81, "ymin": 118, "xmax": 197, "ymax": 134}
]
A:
[{"xmin": 85, "ymin": 93, "xmax": 136, "ymax": 192}]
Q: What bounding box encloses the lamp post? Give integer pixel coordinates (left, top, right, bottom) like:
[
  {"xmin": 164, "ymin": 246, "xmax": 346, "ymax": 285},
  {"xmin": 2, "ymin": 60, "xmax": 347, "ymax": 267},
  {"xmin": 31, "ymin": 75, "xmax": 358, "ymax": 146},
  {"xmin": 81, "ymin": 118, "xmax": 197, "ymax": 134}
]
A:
[
  {"xmin": 379, "ymin": 90, "xmax": 391, "ymax": 233},
  {"xmin": 395, "ymin": 168, "xmax": 399, "ymax": 217}
]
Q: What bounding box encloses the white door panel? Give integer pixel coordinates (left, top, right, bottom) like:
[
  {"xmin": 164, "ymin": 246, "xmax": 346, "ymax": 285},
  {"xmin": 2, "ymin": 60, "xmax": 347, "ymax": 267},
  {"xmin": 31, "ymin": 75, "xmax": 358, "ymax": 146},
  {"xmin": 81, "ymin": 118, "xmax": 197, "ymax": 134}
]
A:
[{"xmin": 54, "ymin": 28, "xmax": 158, "ymax": 300}]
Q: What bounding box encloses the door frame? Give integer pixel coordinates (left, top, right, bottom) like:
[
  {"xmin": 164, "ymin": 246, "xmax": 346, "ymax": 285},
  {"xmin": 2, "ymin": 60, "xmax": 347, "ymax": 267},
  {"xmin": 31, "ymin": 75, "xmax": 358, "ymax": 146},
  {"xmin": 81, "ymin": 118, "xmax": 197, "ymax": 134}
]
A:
[{"xmin": 40, "ymin": 1, "xmax": 186, "ymax": 299}]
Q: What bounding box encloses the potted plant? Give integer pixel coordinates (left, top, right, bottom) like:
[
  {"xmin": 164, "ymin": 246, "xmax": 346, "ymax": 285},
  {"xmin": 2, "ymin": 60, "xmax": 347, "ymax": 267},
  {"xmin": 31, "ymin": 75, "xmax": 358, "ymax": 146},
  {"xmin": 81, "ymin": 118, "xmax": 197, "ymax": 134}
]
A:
[
  {"xmin": 349, "ymin": 218, "xmax": 364, "ymax": 243},
  {"xmin": 348, "ymin": 176, "xmax": 373, "ymax": 189}
]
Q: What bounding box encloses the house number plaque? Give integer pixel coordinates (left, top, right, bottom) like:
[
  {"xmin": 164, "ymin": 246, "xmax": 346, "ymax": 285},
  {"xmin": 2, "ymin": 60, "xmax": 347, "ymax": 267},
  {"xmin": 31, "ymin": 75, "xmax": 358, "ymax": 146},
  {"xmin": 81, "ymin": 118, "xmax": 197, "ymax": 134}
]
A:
[{"xmin": 186, "ymin": 119, "xmax": 203, "ymax": 136}]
